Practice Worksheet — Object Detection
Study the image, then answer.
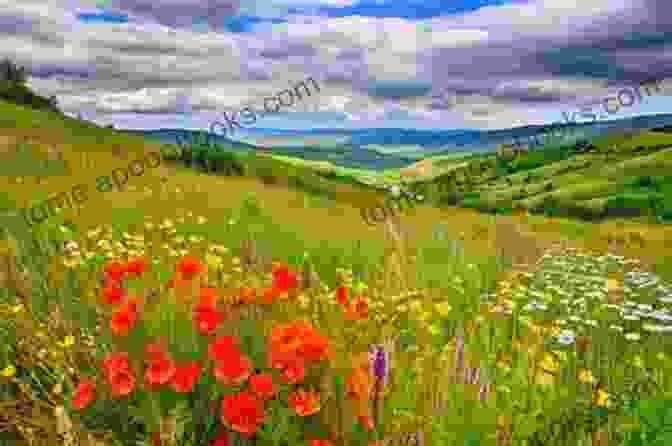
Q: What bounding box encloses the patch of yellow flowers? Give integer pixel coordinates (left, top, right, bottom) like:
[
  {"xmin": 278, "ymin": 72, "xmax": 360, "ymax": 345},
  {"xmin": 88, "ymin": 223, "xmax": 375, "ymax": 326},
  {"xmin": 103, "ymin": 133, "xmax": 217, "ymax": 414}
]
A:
[{"xmin": 1, "ymin": 365, "xmax": 16, "ymax": 378}]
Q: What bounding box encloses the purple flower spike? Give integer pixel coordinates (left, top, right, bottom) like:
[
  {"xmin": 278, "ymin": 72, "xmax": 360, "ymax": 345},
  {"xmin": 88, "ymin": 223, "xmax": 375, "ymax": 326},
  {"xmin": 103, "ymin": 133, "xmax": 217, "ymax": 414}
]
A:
[
  {"xmin": 479, "ymin": 383, "xmax": 488, "ymax": 401},
  {"xmin": 369, "ymin": 344, "xmax": 388, "ymax": 383},
  {"xmin": 415, "ymin": 431, "xmax": 424, "ymax": 446}
]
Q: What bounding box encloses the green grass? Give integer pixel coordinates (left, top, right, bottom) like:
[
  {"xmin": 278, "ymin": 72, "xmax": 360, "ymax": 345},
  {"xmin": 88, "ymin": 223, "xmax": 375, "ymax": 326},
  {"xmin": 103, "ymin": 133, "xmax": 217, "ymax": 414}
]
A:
[{"xmin": 410, "ymin": 131, "xmax": 672, "ymax": 223}]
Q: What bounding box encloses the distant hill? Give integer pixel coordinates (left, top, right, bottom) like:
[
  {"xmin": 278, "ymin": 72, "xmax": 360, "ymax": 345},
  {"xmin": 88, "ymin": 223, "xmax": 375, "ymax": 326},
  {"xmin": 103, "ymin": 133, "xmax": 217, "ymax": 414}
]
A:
[
  {"xmin": 125, "ymin": 128, "xmax": 418, "ymax": 171},
  {"xmin": 121, "ymin": 113, "xmax": 672, "ymax": 172}
]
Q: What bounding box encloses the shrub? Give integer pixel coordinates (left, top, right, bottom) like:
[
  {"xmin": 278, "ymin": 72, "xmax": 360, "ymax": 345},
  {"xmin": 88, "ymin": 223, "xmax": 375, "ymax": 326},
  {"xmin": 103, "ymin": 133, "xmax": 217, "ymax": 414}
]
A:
[
  {"xmin": 655, "ymin": 194, "xmax": 672, "ymax": 223},
  {"xmin": 461, "ymin": 198, "xmax": 485, "ymax": 210},
  {"xmin": 206, "ymin": 150, "xmax": 245, "ymax": 176},
  {"xmin": 494, "ymin": 207, "xmax": 514, "ymax": 215},
  {"xmin": 605, "ymin": 194, "xmax": 651, "ymax": 217},
  {"xmin": 634, "ymin": 175, "xmax": 655, "ymax": 188},
  {"xmin": 565, "ymin": 204, "xmax": 605, "ymax": 221},
  {"xmin": 439, "ymin": 192, "xmax": 461, "ymax": 206}
]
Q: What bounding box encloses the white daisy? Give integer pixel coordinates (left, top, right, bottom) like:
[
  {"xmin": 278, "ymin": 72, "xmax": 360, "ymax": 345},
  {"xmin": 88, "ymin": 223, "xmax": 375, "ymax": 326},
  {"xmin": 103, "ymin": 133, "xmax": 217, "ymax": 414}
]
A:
[
  {"xmin": 624, "ymin": 332, "xmax": 641, "ymax": 341},
  {"xmin": 652, "ymin": 311, "xmax": 672, "ymax": 322}
]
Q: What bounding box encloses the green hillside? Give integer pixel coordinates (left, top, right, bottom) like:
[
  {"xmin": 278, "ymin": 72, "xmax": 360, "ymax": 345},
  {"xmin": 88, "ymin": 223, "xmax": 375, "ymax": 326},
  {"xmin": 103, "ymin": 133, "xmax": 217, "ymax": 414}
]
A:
[{"xmin": 415, "ymin": 131, "xmax": 672, "ymax": 223}]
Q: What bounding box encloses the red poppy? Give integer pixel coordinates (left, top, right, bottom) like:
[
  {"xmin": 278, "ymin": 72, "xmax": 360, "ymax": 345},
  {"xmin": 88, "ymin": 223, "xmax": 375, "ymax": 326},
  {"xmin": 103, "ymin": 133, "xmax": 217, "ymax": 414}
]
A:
[
  {"xmin": 144, "ymin": 344, "xmax": 176, "ymax": 388},
  {"xmin": 272, "ymin": 265, "xmax": 299, "ymax": 292},
  {"xmin": 268, "ymin": 321, "xmax": 333, "ymax": 365},
  {"xmin": 102, "ymin": 352, "xmax": 131, "ymax": 375},
  {"xmin": 345, "ymin": 297, "xmax": 369, "ymax": 321},
  {"xmin": 267, "ymin": 349, "xmax": 294, "ymax": 371},
  {"xmin": 109, "ymin": 369, "xmax": 137, "ymax": 397},
  {"xmin": 310, "ymin": 441, "xmax": 333, "ymax": 446},
  {"xmin": 101, "ymin": 352, "xmax": 137, "ymax": 397},
  {"xmin": 336, "ymin": 287, "xmax": 348, "ymax": 306},
  {"xmin": 288, "ymin": 389, "xmax": 321, "ymax": 416},
  {"xmin": 172, "ymin": 361, "xmax": 201, "ymax": 393},
  {"xmin": 262, "ymin": 287, "xmax": 278, "ymax": 305},
  {"xmin": 101, "ymin": 285, "xmax": 125, "ymax": 305},
  {"xmin": 295, "ymin": 323, "xmax": 333, "ymax": 362},
  {"xmin": 208, "ymin": 336, "xmax": 241, "ymax": 362},
  {"xmin": 193, "ymin": 303, "xmax": 224, "ymax": 336},
  {"xmin": 127, "ymin": 295, "xmax": 144, "ymax": 311},
  {"xmin": 239, "ymin": 287, "xmax": 257, "ymax": 305},
  {"xmin": 110, "ymin": 301, "xmax": 139, "ymax": 336},
  {"xmin": 104, "ymin": 261, "xmax": 127, "ymax": 282},
  {"xmin": 125, "ymin": 257, "xmax": 148, "ymax": 276},
  {"xmin": 210, "ymin": 431, "xmax": 231, "ymax": 446},
  {"xmin": 248, "ymin": 373, "xmax": 276, "ymax": 400},
  {"xmin": 200, "ymin": 287, "xmax": 219, "ymax": 306},
  {"xmin": 145, "ymin": 339, "xmax": 170, "ymax": 361},
  {"xmin": 176, "ymin": 256, "xmax": 205, "ymax": 280},
  {"xmin": 213, "ymin": 353, "xmax": 253, "ymax": 386},
  {"xmin": 71, "ymin": 379, "xmax": 96, "ymax": 410},
  {"xmin": 358, "ymin": 415, "xmax": 375, "ymax": 432},
  {"xmin": 280, "ymin": 360, "xmax": 306, "ymax": 385},
  {"xmin": 221, "ymin": 391, "xmax": 265, "ymax": 434}
]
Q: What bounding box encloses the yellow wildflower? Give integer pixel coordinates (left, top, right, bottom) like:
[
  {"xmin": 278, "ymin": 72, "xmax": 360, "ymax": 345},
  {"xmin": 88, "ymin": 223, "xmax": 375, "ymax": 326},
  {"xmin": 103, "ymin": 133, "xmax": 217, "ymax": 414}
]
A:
[
  {"xmin": 577, "ymin": 368, "xmax": 595, "ymax": 384},
  {"xmin": 539, "ymin": 352, "xmax": 561, "ymax": 373},
  {"xmin": 416, "ymin": 311, "xmax": 431, "ymax": 322},
  {"xmin": 553, "ymin": 350, "xmax": 568, "ymax": 362},
  {"xmin": 593, "ymin": 387, "xmax": 611, "ymax": 408},
  {"xmin": 496, "ymin": 354, "xmax": 512, "ymax": 372},
  {"xmin": 434, "ymin": 302, "xmax": 452, "ymax": 317},
  {"xmin": 605, "ymin": 279, "xmax": 621, "ymax": 291},
  {"xmin": 11, "ymin": 304, "xmax": 25, "ymax": 314},
  {"xmin": 1, "ymin": 365, "xmax": 16, "ymax": 378},
  {"xmin": 205, "ymin": 253, "xmax": 224, "ymax": 271},
  {"xmin": 57, "ymin": 335, "xmax": 75, "ymax": 349}
]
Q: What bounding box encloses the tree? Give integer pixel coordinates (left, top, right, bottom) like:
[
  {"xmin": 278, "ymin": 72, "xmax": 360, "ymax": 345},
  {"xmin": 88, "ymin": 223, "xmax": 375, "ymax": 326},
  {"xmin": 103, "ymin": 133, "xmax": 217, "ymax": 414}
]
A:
[
  {"xmin": 0, "ymin": 58, "xmax": 27, "ymax": 84},
  {"xmin": 48, "ymin": 95, "xmax": 59, "ymax": 112}
]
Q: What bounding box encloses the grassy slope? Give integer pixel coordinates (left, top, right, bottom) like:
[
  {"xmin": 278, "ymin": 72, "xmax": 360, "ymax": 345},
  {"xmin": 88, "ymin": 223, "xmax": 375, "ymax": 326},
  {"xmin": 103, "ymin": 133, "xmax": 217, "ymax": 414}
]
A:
[
  {"xmin": 2, "ymin": 98, "xmax": 672, "ymax": 285},
  {"xmin": 413, "ymin": 130, "xmax": 672, "ymax": 222}
]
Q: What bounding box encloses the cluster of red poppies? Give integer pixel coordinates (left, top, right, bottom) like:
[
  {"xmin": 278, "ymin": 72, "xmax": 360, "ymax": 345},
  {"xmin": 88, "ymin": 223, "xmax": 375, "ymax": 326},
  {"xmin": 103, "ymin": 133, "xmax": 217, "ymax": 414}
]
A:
[{"xmin": 71, "ymin": 255, "xmax": 341, "ymax": 446}]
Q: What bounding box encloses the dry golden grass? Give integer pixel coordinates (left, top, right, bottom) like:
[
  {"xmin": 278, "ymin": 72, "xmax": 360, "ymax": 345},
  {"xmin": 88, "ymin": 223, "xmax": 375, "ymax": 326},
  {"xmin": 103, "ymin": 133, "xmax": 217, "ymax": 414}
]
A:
[{"xmin": 2, "ymin": 124, "xmax": 671, "ymax": 285}]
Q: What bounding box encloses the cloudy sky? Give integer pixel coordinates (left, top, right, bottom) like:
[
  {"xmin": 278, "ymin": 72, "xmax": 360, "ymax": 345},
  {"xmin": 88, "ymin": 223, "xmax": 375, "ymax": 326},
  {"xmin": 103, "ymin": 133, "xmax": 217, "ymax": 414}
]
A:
[{"xmin": 2, "ymin": 0, "xmax": 671, "ymax": 133}]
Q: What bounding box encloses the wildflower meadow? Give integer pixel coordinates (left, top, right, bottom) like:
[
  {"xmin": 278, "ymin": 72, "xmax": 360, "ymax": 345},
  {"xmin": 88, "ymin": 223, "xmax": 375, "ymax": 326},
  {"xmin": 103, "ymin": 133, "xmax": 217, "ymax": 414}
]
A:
[{"xmin": 1, "ymin": 198, "xmax": 672, "ymax": 446}]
